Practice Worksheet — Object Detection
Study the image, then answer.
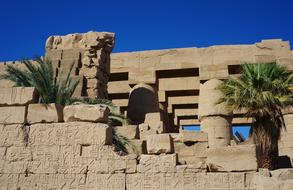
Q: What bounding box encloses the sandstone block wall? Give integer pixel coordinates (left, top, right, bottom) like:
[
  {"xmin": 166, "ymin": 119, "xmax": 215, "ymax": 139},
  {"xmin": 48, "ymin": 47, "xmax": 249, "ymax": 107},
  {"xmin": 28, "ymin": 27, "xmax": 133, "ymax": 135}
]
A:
[
  {"xmin": 108, "ymin": 39, "xmax": 293, "ymax": 165},
  {"xmin": 0, "ymin": 122, "xmax": 261, "ymax": 190},
  {"xmin": 0, "ymin": 87, "xmax": 291, "ymax": 189},
  {"xmin": 1, "ymin": 33, "xmax": 293, "ymax": 189},
  {"xmin": 109, "ymin": 39, "xmax": 293, "ymax": 130}
]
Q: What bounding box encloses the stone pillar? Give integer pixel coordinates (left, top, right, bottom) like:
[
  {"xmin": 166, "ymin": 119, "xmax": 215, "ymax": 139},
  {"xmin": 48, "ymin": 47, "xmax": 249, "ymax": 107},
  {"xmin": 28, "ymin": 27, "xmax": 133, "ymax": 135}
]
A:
[
  {"xmin": 45, "ymin": 31, "xmax": 115, "ymax": 99},
  {"xmin": 127, "ymin": 83, "xmax": 160, "ymax": 124},
  {"xmin": 198, "ymin": 79, "xmax": 232, "ymax": 148}
]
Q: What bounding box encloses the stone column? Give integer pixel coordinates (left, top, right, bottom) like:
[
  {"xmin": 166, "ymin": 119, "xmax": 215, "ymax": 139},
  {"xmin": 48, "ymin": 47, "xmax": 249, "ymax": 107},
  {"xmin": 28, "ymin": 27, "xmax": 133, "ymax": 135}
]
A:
[
  {"xmin": 45, "ymin": 31, "xmax": 115, "ymax": 99},
  {"xmin": 198, "ymin": 79, "xmax": 232, "ymax": 148},
  {"xmin": 127, "ymin": 83, "xmax": 160, "ymax": 124}
]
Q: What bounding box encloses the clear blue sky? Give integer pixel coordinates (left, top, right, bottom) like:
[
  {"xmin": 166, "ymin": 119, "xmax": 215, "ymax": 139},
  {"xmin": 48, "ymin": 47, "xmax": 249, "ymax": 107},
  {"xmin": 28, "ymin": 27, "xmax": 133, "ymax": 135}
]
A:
[{"xmin": 0, "ymin": 0, "xmax": 292, "ymax": 61}]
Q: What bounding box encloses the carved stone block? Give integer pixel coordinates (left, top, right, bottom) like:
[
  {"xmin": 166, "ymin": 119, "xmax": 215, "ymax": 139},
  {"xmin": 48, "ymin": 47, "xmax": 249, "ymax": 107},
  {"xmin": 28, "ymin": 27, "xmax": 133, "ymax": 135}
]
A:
[
  {"xmin": 137, "ymin": 154, "xmax": 177, "ymax": 173},
  {"xmin": 29, "ymin": 122, "xmax": 112, "ymax": 146},
  {"xmin": 0, "ymin": 124, "xmax": 26, "ymax": 146},
  {"xmin": 64, "ymin": 104, "xmax": 109, "ymax": 123},
  {"xmin": 206, "ymin": 144, "xmax": 258, "ymax": 172},
  {"xmin": 115, "ymin": 125, "xmax": 139, "ymax": 140},
  {"xmin": 0, "ymin": 87, "xmax": 38, "ymax": 106},
  {"xmin": 0, "ymin": 106, "xmax": 26, "ymax": 124},
  {"xmin": 146, "ymin": 134, "xmax": 173, "ymax": 154},
  {"xmin": 27, "ymin": 103, "xmax": 64, "ymax": 123}
]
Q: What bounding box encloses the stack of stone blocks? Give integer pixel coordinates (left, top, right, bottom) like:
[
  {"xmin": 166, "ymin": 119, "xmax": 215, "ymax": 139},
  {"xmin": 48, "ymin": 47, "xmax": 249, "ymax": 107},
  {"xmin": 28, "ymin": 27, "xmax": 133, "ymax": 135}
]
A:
[
  {"xmin": 45, "ymin": 31, "xmax": 115, "ymax": 99},
  {"xmin": 0, "ymin": 86, "xmax": 257, "ymax": 190},
  {"xmin": 0, "ymin": 86, "xmax": 292, "ymax": 189}
]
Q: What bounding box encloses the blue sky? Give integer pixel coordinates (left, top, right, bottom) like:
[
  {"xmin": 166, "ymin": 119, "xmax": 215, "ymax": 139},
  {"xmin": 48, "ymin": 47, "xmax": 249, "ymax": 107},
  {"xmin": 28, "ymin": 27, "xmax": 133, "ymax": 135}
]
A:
[
  {"xmin": 0, "ymin": 0, "xmax": 292, "ymax": 61},
  {"xmin": 183, "ymin": 125, "xmax": 251, "ymax": 139}
]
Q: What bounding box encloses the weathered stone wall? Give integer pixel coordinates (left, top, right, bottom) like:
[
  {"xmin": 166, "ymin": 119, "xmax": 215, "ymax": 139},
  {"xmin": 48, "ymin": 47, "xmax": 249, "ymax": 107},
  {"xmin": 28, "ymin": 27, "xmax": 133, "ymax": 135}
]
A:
[
  {"xmin": 0, "ymin": 31, "xmax": 115, "ymax": 99},
  {"xmin": 0, "ymin": 125, "xmax": 292, "ymax": 190},
  {"xmin": 1, "ymin": 34, "xmax": 293, "ymax": 189},
  {"xmin": 0, "ymin": 87, "xmax": 291, "ymax": 189},
  {"xmin": 108, "ymin": 39, "xmax": 293, "ymax": 165},
  {"xmin": 109, "ymin": 39, "xmax": 293, "ymax": 129},
  {"xmin": 45, "ymin": 31, "xmax": 115, "ymax": 99}
]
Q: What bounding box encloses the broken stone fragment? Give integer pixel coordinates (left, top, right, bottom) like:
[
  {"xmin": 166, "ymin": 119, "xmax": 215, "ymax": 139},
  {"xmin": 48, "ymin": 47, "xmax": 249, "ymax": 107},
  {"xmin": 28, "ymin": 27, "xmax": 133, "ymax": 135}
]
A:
[
  {"xmin": 114, "ymin": 125, "xmax": 139, "ymax": 140},
  {"xmin": 146, "ymin": 134, "xmax": 173, "ymax": 154},
  {"xmin": 63, "ymin": 104, "xmax": 109, "ymax": 123}
]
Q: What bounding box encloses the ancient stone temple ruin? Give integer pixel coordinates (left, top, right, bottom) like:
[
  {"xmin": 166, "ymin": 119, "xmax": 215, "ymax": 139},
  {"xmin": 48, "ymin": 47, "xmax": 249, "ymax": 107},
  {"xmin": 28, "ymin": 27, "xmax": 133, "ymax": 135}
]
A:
[{"xmin": 0, "ymin": 31, "xmax": 293, "ymax": 189}]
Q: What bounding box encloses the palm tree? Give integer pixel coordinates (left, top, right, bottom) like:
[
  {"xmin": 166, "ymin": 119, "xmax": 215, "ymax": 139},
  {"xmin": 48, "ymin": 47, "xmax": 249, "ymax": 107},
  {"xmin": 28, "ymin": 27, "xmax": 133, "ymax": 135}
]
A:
[
  {"xmin": 1, "ymin": 58, "xmax": 135, "ymax": 154},
  {"xmin": 0, "ymin": 58, "xmax": 79, "ymax": 106},
  {"xmin": 218, "ymin": 62, "xmax": 293, "ymax": 169}
]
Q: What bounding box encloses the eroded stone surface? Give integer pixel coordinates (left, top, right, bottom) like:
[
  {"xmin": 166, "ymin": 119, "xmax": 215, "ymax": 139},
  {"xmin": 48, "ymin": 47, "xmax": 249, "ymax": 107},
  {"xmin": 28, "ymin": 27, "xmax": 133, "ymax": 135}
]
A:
[
  {"xmin": 137, "ymin": 154, "xmax": 177, "ymax": 173},
  {"xmin": 146, "ymin": 134, "xmax": 173, "ymax": 154},
  {"xmin": 114, "ymin": 125, "xmax": 139, "ymax": 140},
  {"xmin": 0, "ymin": 106, "xmax": 26, "ymax": 124},
  {"xmin": 0, "ymin": 87, "xmax": 38, "ymax": 106},
  {"xmin": 27, "ymin": 103, "xmax": 64, "ymax": 123},
  {"xmin": 29, "ymin": 122, "xmax": 112, "ymax": 146},
  {"xmin": 64, "ymin": 104, "xmax": 109, "ymax": 123},
  {"xmin": 206, "ymin": 145, "xmax": 258, "ymax": 172}
]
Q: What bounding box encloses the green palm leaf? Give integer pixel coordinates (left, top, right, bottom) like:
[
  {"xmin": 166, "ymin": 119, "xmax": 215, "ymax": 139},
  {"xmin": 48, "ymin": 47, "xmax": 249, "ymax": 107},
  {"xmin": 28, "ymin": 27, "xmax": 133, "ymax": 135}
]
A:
[{"xmin": 218, "ymin": 62, "xmax": 293, "ymax": 169}]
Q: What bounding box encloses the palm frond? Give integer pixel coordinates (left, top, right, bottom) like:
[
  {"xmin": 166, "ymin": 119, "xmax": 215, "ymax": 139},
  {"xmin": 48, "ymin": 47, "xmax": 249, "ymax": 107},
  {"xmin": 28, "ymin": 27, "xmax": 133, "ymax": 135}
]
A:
[
  {"xmin": 1, "ymin": 58, "xmax": 79, "ymax": 106},
  {"xmin": 218, "ymin": 62, "xmax": 293, "ymax": 169}
]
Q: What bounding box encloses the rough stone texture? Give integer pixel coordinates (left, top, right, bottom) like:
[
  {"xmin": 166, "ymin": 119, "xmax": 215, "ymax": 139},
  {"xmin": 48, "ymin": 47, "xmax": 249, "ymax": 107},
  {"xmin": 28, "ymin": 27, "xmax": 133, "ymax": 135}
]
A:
[
  {"xmin": 29, "ymin": 122, "xmax": 112, "ymax": 145},
  {"xmin": 144, "ymin": 112, "xmax": 166, "ymax": 133},
  {"xmin": 2, "ymin": 36, "xmax": 293, "ymax": 189},
  {"xmin": 45, "ymin": 31, "xmax": 115, "ymax": 99},
  {"xmin": 64, "ymin": 104, "xmax": 109, "ymax": 123},
  {"xmin": 108, "ymin": 39, "xmax": 292, "ymax": 132},
  {"xmin": 10, "ymin": 174, "xmax": 126, "ymax": 190},
  {"xmin": 177, "ymin": 130, "xmax": 208, "ymax": 142},
  {"xmin": 0, "ymin": 172, "xmax": 258, "ymax": 190},
  {"xmin": 146, "ymin": 134, "xmax": 173, "ymax": 154},
  {"xmin": 0, "ymin": 87, "xmax": 38, "ymax": 106},
  {"xmin": 174, "ymin": 141, "xmax": 208, "ymax": 165},
  {"xmin": 200, "ymin": 79, "xmax": 232, "ymax": 118},
  {"xmin": 27, "ymin": 103, "xmax": 64, "ymax": 123},
  {"xmin": 127, "ymin": 139, "xmax": 147, "ymax": 154},
  {"xmin": 138, "ymin": 123, "xmax": 158, "ymax": 140},
  {"xmin": 0, "ymin": 124, "xmax": 27, "ymax": 146},
  {"xmin": 137, "ymin": 154, "xmax": 177, "ymax": 173},
  {"xmin": 0, "ymin": 121, "xmax": 289, "ymax": 190},
  {"xmin": 201, "ymin": 116, "xmax": 232, "ymax": 148},
  {"xmin": 206, "ymin": 144, "xmax": 258, "ymax": 172},
  {"xmin": 0, "ymin": 106, "xmax": 26, "ymax": 124},
  {"xmin": 257, "ymin": 169, "xmax": 293, "ymax": 190},
  {"xmin": 114, "ymin": 125, "xmax": 139, "ymax": 140},
  {"xmin": 126, "ymin": 172, "xmax": 257, "ymax": 190}
]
